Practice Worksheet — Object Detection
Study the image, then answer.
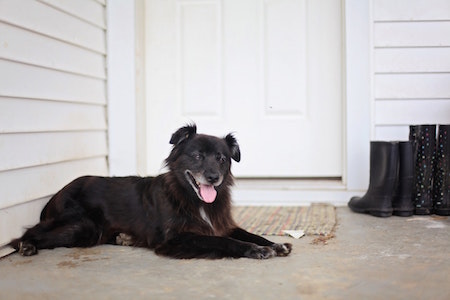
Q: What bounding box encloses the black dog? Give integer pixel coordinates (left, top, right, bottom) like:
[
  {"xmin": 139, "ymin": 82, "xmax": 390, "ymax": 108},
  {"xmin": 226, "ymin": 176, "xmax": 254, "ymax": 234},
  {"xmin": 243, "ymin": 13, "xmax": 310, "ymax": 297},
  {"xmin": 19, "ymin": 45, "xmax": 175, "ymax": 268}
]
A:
[{"xmin": 9, "ymin": 124, "xmax": 292, "ymax": 259}]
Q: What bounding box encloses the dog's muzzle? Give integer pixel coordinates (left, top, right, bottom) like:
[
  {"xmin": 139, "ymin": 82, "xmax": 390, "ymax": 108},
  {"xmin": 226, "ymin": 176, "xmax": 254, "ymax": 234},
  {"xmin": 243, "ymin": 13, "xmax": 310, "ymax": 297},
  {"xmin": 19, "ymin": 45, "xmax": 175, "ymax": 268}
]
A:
[{"xmin": 185, "ymin": 170, "xmax": 221, "ymax": 203}]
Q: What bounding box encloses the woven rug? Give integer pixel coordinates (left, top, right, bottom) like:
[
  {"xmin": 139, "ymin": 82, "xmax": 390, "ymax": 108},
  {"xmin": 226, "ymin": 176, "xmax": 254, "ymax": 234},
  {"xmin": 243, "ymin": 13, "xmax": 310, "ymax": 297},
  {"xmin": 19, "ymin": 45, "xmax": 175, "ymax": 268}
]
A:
[{"xmin": 233, "ymin": 203, "xmax": 336, "ymax": 236}]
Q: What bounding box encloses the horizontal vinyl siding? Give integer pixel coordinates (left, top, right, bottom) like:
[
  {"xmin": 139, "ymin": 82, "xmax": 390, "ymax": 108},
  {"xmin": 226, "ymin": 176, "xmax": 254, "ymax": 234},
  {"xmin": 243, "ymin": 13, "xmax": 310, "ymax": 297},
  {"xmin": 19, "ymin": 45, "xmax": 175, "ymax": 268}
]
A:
[
  {"xmin": 0, "ymin": 59, "xmax": 106, "ymax": 103},
  {"xmin": 0, "ymin": 131, "xmax": 108, "ymax": 171},
  {"xmin": 0, "ymin": 158, "xmax": 108, "ymax": 210},
  {"xmin": 373, "ymin": 0, "xmax": 450, "ymax": 22},
  {"xmin": 0, "ymin": 22, "xmax": 106, "ymax": 79},
  {"xmin": 372, "ymin": 0, "xmax": 450, "ymax": 140},
  {"xmin": 0, "ymin": 0, "xmax": 106, "ymax": 53},
  {"xmin": 0, "ymin": 98, "xmax": 106, "ymax": 133},
  {"xmin": 0, "ymin": 0, "xmax": 108, "ymax": 245}
]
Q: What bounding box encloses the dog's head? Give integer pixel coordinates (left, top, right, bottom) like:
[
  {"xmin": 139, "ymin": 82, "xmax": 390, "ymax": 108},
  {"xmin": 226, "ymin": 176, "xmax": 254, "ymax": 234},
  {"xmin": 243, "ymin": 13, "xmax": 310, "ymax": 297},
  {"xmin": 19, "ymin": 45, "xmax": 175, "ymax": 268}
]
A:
[{"xmin": 165, "ymin": 124, "xmax": 240, "ymax": 203}]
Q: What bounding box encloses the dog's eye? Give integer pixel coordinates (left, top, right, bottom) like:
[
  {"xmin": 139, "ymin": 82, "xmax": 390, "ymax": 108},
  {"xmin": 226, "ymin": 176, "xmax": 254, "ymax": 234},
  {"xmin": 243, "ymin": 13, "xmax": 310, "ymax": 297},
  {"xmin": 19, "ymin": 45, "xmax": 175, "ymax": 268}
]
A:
[
  {"xmin": 193, "ymin": 153, "xmax": 204, "ymax": 161},
  {"xmin": 216, "ymin": 153, "xmax": 226, "ymax": 164}
]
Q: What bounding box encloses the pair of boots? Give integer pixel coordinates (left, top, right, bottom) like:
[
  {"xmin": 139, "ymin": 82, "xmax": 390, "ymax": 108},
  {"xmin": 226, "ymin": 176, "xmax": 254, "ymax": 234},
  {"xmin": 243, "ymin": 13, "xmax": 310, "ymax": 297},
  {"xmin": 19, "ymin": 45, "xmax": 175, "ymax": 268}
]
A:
[{"xmin": 348, "ymin": 125, "xmax": 450, "ymax": 217}]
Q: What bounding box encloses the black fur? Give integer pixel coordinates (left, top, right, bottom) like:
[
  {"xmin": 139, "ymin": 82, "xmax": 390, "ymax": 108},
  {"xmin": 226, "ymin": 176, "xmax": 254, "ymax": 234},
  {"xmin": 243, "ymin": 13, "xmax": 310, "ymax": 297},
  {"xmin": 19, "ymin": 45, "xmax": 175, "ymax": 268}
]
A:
[{"xmin": 9, "ymin": 124, "xmax": 292, "ymax": 259}]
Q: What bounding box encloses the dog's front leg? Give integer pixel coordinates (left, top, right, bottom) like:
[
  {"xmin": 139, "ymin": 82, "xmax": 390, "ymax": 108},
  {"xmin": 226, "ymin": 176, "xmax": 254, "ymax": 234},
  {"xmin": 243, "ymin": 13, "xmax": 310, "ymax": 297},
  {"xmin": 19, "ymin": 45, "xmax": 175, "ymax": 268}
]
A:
[
  {"xmin": 228, "ymin": 227, "xmax": 292, "ymax": 257},
  {"xmin": 154, "ymin": 232, "xmax": 278, "ymax": 259}
]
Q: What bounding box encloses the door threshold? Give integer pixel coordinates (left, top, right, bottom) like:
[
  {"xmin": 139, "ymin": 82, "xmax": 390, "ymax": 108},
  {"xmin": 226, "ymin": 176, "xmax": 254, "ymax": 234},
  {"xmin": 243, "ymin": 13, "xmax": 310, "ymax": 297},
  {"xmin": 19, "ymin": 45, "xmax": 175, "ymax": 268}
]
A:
[
  {"xmin": 232, "ymin": 178, "xmax": 362, "ymax": 207},
  {"xmin": 235, "ymin": 178, "xmax": 345, "ymax": 190}
]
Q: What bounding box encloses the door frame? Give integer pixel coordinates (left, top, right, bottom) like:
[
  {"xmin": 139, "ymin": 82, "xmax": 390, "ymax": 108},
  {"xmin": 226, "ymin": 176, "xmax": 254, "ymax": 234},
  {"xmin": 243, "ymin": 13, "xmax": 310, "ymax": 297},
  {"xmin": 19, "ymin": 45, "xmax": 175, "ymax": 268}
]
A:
[{"xmin": 107, "ymin": 0, "xmax": 371, "ymax": 206}]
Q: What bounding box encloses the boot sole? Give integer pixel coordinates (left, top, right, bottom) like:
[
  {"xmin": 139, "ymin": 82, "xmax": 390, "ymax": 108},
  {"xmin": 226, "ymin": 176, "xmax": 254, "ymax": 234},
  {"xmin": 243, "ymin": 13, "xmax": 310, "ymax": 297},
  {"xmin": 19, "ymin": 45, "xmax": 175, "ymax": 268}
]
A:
[
  {"xmin": 349, "ymin": 206, "xmax": 392, "ymax": 218},
  {"xmin": 393, "ymin": 210, "xmax": 414, "ymax": 217},
  {"xmin": 435, "ymin": 208, "xmax": 450, "ymax": 216},
  {"xmin": 414, "ymin": 208, "xmax": 433, "ymax": 215},
  {"xmin": 369, "ymin": 210, "xmax": 393, "ymax": 218}
]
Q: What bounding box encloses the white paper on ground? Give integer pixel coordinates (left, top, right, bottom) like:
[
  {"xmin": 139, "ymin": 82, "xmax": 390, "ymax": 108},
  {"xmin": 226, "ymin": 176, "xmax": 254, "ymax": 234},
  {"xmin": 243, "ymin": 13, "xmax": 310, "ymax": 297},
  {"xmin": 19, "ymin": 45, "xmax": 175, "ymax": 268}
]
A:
[
  {"xmin": 283, "ymin": 230, "xmax": 305, "ymax": 239},
  {"xmin": 0, "ymin": 246, "xmax": 15, "ymax": 258}
]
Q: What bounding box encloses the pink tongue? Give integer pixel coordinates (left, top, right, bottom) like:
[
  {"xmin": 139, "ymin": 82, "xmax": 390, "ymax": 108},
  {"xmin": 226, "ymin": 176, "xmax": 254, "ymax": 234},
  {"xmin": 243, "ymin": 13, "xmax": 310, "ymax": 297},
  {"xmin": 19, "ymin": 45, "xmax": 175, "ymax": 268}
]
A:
[{"xmin": 199, "ymin": 184, "xmax": 217, "ymax": 203}]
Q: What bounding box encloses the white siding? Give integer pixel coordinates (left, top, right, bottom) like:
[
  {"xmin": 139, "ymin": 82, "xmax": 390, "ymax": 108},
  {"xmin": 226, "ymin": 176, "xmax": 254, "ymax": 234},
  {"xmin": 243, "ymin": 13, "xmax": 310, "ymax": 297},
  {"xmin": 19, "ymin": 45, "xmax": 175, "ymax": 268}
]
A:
[
  {"xmin": 0, "ymin": 0, "xmax": 108, "ymax": 246},
  {"xmin": 372, "ymin": 0, "xmax": 450, "ymax": 140}
]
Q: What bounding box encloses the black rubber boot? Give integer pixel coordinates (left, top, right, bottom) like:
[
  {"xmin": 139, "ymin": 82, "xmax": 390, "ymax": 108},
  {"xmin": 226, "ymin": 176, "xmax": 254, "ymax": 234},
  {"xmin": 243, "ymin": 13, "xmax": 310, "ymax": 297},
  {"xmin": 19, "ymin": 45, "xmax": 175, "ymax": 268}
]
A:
[
  {"xmin": 409, "ymin": 125, "xmax": 436, "ymax": 215},
  {"xmin": 392, "ymin": 141, "xmax": 414, "ymax": 217},
  {"xmin": 434, "ymin": 124, "xmax": 450, "ymax": 216},
  {"xmin": 348, "ymin": 141, "xmax": 398, "ymax": 217}
]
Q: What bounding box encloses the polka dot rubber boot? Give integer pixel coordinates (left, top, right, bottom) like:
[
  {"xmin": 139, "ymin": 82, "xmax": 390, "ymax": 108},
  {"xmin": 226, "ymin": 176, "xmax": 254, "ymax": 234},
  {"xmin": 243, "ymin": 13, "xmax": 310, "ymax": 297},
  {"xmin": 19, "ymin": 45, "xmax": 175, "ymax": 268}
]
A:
[
  {"xmin": 409, "ymin": 125, "xmax": 436, "ymax": 215},
  {"xmin": 434, "ymin": 124, "xmax": 450, "ymax": 216}
]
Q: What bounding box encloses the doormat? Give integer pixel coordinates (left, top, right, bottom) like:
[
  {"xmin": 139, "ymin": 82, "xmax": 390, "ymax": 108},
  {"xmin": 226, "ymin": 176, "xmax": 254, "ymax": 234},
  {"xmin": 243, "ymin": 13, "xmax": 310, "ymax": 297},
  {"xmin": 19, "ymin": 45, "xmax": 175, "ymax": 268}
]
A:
[{"xmin": 232, "ymin": 203, "xmax": 336, "ymax": 236}]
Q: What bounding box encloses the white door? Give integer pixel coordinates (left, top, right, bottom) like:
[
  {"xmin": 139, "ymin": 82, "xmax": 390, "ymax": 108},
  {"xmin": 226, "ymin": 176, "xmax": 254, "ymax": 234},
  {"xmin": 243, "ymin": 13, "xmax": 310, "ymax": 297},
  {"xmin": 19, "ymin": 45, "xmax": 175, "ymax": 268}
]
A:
[{"xmin": 145, "ymin": 0, "xmax": 343, "ymax": 178}]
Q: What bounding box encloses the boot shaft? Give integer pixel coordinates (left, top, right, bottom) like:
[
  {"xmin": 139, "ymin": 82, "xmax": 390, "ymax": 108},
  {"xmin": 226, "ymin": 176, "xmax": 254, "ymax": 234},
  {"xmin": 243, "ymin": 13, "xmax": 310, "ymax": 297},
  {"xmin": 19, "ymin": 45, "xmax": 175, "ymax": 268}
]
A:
[
  {"xmin": 367, "ymin": 141, "xmax": 399, "ymax": 195},
  {"xmin": 392, "ymin": 141, "xmax": 414, "ymax": 216},
  {"xmin": 434, "ymin": 124, "xmax": 450, "ymax": 215},
  {"xmin": 409, "ymin": 125, "xmax": 436, "ymax": 214}
]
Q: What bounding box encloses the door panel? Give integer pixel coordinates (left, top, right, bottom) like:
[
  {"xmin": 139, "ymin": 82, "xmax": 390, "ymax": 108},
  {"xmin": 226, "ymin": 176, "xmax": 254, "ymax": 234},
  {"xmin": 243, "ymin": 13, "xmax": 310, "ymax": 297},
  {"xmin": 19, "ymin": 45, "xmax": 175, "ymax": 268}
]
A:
[{"xmin": 145, "ymin": 0, "xmax": 342, "ymax": 177}]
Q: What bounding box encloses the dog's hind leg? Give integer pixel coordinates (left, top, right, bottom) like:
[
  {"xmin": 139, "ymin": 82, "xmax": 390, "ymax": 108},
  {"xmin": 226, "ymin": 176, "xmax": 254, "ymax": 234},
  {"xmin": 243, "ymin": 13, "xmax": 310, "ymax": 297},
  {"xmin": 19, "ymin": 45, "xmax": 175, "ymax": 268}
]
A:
[{"xmin": 9, "ymin": 216, "xmax": 102, "ymax": 256}]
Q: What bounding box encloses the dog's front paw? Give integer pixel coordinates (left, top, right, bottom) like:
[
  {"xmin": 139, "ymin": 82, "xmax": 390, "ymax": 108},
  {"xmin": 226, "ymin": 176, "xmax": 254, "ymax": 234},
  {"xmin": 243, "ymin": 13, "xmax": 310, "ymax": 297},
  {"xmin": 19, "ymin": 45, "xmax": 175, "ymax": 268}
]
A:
[
  {"xmin": 245, "ymin": 245, "xmax": 277, "ymax": 259},
  {"xmin": 271, "ymin": 243, "xmax": 292, "ymax": 257},
  {"xmin": 18, "ymin": 241, "xmax": 38, "ymax": 256}
]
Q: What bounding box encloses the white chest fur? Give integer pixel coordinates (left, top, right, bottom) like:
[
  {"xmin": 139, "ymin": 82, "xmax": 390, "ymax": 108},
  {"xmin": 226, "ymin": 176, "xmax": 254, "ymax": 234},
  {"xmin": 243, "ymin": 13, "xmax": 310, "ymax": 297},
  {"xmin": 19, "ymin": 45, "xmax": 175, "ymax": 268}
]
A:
[{"xmin": 199, "ymin": 207, "xmax": 214, "ymax": 229}]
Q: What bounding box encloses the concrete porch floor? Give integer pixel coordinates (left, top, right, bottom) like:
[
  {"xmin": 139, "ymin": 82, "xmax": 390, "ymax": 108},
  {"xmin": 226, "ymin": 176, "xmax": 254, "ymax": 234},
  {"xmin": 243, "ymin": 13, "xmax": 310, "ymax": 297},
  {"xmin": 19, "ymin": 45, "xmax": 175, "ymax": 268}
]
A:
[{"xmin": 0, "ymin": 207, "xmax": 449, "ymax": 300}]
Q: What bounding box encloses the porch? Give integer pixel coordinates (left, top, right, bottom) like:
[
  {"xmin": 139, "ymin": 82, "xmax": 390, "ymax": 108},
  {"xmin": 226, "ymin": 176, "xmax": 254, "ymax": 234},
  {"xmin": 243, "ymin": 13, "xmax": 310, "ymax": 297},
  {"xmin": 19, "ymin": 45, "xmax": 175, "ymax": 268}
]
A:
[{"xmin": 1, "ymin": 207, "xmax": 448, "ymax": 299}]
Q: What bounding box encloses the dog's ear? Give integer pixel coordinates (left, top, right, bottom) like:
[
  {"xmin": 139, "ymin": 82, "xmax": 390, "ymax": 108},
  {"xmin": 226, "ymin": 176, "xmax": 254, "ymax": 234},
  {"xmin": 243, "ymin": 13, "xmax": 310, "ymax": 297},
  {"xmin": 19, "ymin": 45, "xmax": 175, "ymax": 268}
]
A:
[
  {"xmin": 224, "ymin": 133, "xmax": 241, "ymax": 162},
  {"xmin": 170, "ymin": 124, "xmax": 197, "ymax": 145}
]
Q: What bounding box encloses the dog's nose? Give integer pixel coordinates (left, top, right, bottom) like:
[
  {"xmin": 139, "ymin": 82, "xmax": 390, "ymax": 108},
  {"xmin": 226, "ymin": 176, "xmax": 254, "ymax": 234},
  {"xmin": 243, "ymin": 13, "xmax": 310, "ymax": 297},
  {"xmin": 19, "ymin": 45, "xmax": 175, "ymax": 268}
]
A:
[{"xmin": 206, "ymin": 173, "xmax": 220, "ymax": 184}]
